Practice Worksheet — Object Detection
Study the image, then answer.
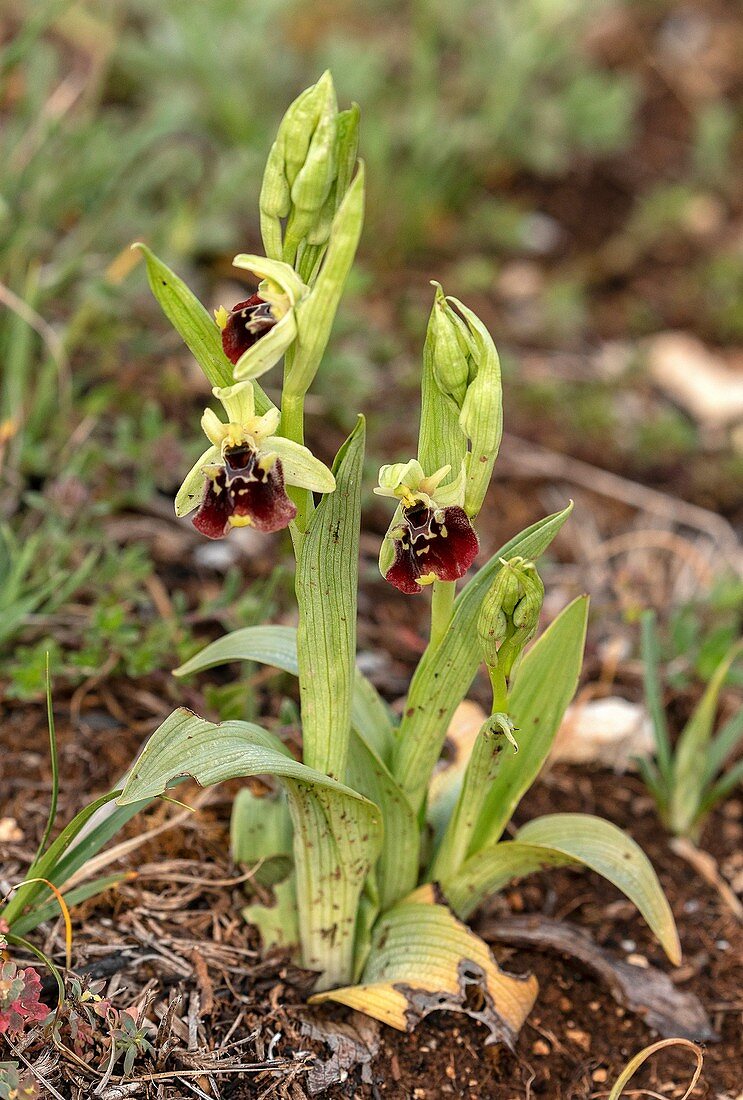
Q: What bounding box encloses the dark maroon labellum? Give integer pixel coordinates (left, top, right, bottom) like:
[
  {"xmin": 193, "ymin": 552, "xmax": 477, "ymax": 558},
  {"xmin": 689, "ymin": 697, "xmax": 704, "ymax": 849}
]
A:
[
  {"xmin": 192, "ymin": 444, "xmax": 296, "ymax": 539},
  {"xmin": 385, "ymin": 503, "xmax": 479, "ymax": 594},
  {"xmin": 221, "ymin": 294, "xmax": 278, "ymax": 365}
]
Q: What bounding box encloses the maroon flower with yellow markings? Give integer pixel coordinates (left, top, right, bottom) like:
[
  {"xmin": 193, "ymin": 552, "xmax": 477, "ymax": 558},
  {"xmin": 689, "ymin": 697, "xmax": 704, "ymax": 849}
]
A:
[
  {"xmin": 175, "ymin": 381, "xmax": 336, "ymax": 540},
  {"xmin": 219, "ymin": 294, "xmax": 279, "ymax": 366},
  {"xmin": 192, "ymin": 440, "xmax": 296, "ymax": 538},
  {"xmin": 375, "ymin": 460, "xmax": 479, "ymax": 594},
  {"xmin": 213, "ymin": 256, "xmax": 308, "ymax": 381}
]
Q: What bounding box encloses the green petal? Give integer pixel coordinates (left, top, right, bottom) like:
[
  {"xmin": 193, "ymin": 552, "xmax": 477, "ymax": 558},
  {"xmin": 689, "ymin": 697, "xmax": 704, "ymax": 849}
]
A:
[
  {"xmin": 378, "ymin": 502, "xmax": 404, "ymax": 580},
  {"xmin": 175, "ymin": 445, "xmax": 218, "ymax": 517},
  {"xmin": 214, "ymin": 380, "xmax": 256, "ymax": 424},
  {"xmin": 232, "ymin": 310, "xmax": 297, "ymax": 381},
  {"xmin": 265, "ymin": 436, "xmax": 336, "ymax": 493},
  {"xmin": 231, "ymin": 254, "xmax": 308, "ymax": 305}
]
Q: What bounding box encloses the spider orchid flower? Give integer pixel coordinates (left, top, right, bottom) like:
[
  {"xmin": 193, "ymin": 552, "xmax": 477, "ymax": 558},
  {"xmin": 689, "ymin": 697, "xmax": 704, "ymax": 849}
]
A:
[
  {"xmin": 175, "ymin": 381, "xmax": 334, "ymax": 539},
  {"xmin": 375, "ymin": 460, "xmax": 479, "ymax": 594},
  {"xmin": 214, "ymin": 257, "xmax": 309, "ymax": 381}
]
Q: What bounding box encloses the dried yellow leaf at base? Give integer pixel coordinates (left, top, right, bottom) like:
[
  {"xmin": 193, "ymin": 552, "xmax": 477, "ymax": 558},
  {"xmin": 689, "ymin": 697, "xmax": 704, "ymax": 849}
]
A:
[{"xmin": 311, "ymin": 897, "xmax": 537, "ymax": 1042}]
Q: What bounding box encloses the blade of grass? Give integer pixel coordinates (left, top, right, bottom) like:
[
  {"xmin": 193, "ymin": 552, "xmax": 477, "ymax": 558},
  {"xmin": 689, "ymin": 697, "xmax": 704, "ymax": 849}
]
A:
[
  {"xmin": 640, "ymin": 610, "xmax": 672, "ymax": 784},
  {"xmin": 608, "ymin": 1038, "xmax": 703, "ymax": 1100},
  {"xmin": 32, "ymin": 655, "xmax": 59, "ymax": 865},
  {"xmin": 671, "ymin": 638, "xmax": 743, "ymax": 834},
  {"xmin": 5, "ymin": 877, "xmax": 72, "ymax": 967},
  {"xmin": 10, "ymin": 873, "xmax": 133, "ymax": 938},
  {"xmin": 2, "ymin": 791, "xmax": 122, "ymax": 925}
]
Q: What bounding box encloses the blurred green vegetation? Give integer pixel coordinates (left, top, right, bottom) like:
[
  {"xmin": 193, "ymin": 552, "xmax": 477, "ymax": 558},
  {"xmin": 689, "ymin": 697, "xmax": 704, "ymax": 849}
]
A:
[{"xmin": 1, "ymin": 0, "xmax": 740, "ymax": 696}]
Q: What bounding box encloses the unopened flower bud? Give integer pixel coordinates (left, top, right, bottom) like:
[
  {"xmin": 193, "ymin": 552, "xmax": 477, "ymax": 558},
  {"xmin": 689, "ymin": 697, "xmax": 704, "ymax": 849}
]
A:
[
  {"xmin": 477, "ymin": 557, "xmax": 544, "ymax": 682},
  {"xmin": 422, "ymin": 285, "xmax": 502, "ymax": 519},
  {"xmin": 430, "ymin": 283, "xmax": 470, "ymax": 407},
  {"xmin": 288, "ymin": 94, "xmax": 338, "ymax": 243},
  {"xmin": 259, "ymin": 72, "xmax": 360, "ymax": 278},
  {"xmin": 304, "ymin": 104, "xmax": 360, "ymax": 253},
  {"xmin": 284, "ymin": 164, "xmax": 365, "ymax": 398}
]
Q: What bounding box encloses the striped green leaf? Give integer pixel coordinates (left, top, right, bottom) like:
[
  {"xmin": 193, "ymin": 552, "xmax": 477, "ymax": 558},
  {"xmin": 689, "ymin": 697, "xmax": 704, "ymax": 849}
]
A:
[
  {"xmin": 231, "ymin": 787, "xmax": 293, "ymax": 886},
  {"xmin": 296, "ymin": 417, "xmax": 364, "ymax": 779},
  {"xmin": 346, "ymin": 730, "xmax": 419, "ymax": 912},
  {"xmin": 176, "ymin": 623, "xmax": 413, "ymax": 909},
  {"xmin": 118, "ymin": 708, "xmax": 382, "ymax": 989},
  {"xmin": 429, "ymin": 719, "xmax": 516, "ymax": 884},
  {"xmin": 441, "ymin": 840, "xmax": 577, "ymax": 918},
  {"xmin": 444, "ymin": 813, "xmax": 681, "ymax": 965},
  {"xmin": 174, "ymin": 623, "xmax": 396, "ymax": 765}
]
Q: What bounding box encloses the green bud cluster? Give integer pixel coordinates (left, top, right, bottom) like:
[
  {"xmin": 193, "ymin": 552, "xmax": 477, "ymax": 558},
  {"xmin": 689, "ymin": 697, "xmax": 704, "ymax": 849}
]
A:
[
  {"xmin": 424, "ymin": 284, "xmax": 503, "ymax": 518},
  {"xmin": 260, "ymin": 71, "xmax": 360, "ymax": 284},
  {"xmin": 477, "ymin": 556, "xmax": 544, "ymax": 711}
]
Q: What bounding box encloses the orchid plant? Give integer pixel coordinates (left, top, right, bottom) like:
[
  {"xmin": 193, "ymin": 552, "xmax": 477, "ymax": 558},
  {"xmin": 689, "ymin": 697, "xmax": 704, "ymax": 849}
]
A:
[{"xmin": 114, "ymin": 73, "xmax": 679, "ymax": 1040}]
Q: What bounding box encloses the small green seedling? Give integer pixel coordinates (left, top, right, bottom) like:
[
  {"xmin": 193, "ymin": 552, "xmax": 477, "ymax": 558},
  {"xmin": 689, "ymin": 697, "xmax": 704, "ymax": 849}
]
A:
[{"xmin": 638, "ymin": 610, "xmax": 743, "ymax": 841}]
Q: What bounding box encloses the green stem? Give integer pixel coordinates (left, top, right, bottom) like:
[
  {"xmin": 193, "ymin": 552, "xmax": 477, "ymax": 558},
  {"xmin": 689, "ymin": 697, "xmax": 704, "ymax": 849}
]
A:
[
  {"xmin": 430, "ymin": 580, "xmax": 455, "ymax": 648},
  {"xmin": 279, "ymin": 388, "xmax": 313, "ymax": 549},
  {"xmin": 487, "ymin": 665, "xmax": 509, "ymax": 715}
]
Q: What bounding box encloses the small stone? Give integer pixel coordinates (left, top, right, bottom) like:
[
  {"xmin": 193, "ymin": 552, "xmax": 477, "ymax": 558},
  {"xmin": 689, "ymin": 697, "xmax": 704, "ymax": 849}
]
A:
[
  {"xmin": 558, "ymin": 996, "xmax": 572, "ymax": 1012},
  {"xmin": 626, "ymin": 954, "xmax": 649, "ymax": 968},
  {"xmin": 445, "ymin": 1066, "xmax": 456, "ymax": 1080},
  {"xmin": 532, "ymin": 1039, "xmax": 551, "ymax": 1056},
  {"xmin": 497, "ymin": 261, "xmax": 544, "ymax": 302},
  {"xmin": 0, "ymin": 818, "xmax": 23, "ymax": 842},
  {"xmin": 520, "ymin": 212, "xmax": 564, "ymax": 255},
  {"xmin": 621, "ymin": 939, "xmax": 636, "ymax": 952},
  {"xmin": 566, "ymin": 1028, "xmax": 591, "ymax": 1052},
  {"xmin": 646, "ymin": 331, "xmax": 743, "ymax": 429},
  {"xmin": 684, "ymin": 194, "xmax": 725, "ymax": 238},
  {"xmin": 592, "ymin": 1068, "xmax": 608, "ymax": 1083},
  {"xmin": 551, "ymin": 698, "xmax": 654, "ymax": 770}
]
